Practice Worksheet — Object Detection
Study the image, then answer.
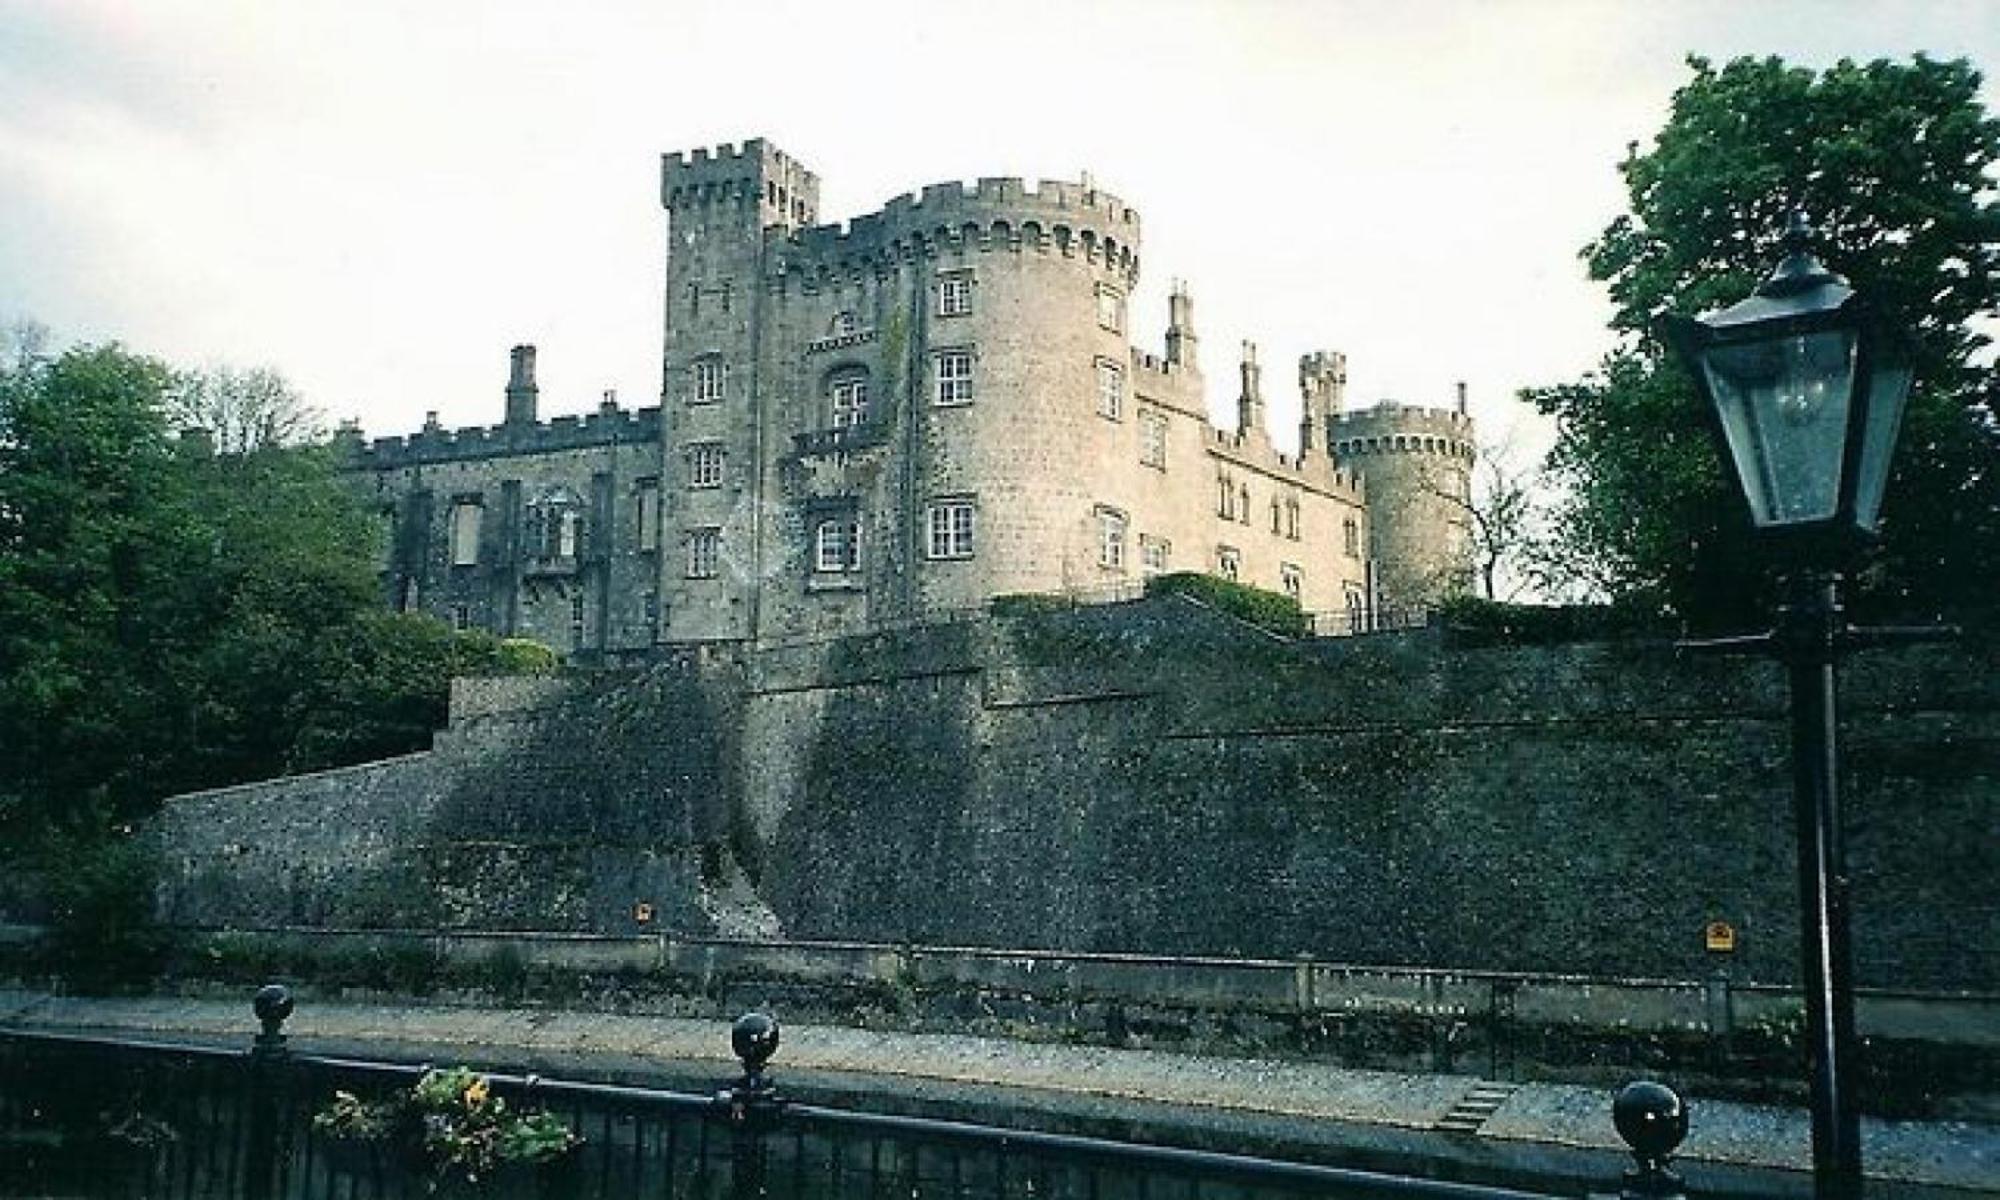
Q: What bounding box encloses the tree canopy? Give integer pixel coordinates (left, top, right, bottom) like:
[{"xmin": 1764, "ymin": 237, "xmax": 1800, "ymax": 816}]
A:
[
  {"xmin": 1527, "ymin": 54, "xmax": 2000, "ymax": 624},
  {"xmin": 0, "ymin": 338, "xmax": 550, "ymax": 848}
]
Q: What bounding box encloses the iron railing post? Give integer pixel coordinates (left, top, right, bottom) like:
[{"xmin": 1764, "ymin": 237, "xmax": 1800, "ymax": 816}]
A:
[
  {"xmin": 1612, "ymin": 1080, "xmax": 1688, "ymax": 1200},
  {"xmin": 714, "ymin": 1012, "xmax": 785, "ymax": 1200},
  {"xmin": 243, "ymin": 983, "xmax": 293, "ymax": 1200}
]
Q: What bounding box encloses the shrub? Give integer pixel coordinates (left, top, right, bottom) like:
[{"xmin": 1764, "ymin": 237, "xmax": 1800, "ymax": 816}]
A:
[
  {"xmin": 1437, "ymin": 595, "xmax": 1671, "ymax": 646},
  {"xmin": 314, "ymin": 1067, "xmax": 580, "ymax": 1188},
  {"xmin": 1144, "ymin": 572, "xmax": 1309, "ymax": 637}
]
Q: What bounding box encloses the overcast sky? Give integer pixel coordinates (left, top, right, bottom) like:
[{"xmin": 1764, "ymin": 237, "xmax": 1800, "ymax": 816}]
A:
[{"xmin": 4, "ymin": 1, "xmax": 1997, "ymax": 458}]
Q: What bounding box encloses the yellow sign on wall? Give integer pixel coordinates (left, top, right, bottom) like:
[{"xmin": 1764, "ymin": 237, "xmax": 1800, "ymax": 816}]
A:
[{"xmin": 1705, "ymin": 920, "xmax": 1736, "ymax": 953}]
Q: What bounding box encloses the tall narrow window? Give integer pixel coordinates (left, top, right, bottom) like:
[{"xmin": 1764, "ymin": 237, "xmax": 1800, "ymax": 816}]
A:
[
  {"xmin": 555, "ymin": 508, "xmax": 581, "ymax": 560},
  {"xmin": 686, "ymin": 528, "xmax": 721, "ymax": 578},
  {"xmin": 1270, "ymin": 498, "xmax": 1282, "ymax": 534},
  {"xmin": 570, "ymin": 593, "xmax": 586, "ymax": 646},
  {"xmin": 1096, "ymin": 507, "xmax": 1128, "ymax": 570},
  {"xmin": 1140, "ymin": 534, "xmax": 1170, "ymax": 574},
  {"xmin": 636, "ymin": 480, "xmax": 661, "ymax": 552},
  {"xmin": 1095, "ymin": 359, "xmax": 1124, "ymax": 420},
  {"xmin": 1139, "ymin": 410, "xmax": 1167, "ymax": 468},
  {"xmin": 937, "ymin": 273, "xmax": 972, "ymax": 317},
  {"xmin": 1096, "ymin": 285, "xmax": 1125, "ymax": 333},
  {"xmin": 830, "ymin": 372, "xmax": 870, "ymax": 429},
  {"xmin": 1238, "ymin": 485, "xmax": 1251, "ymax": 525},
  {"xmin": 926, "ymin": 500, "xmax": 976, "ymax": 559},
  {"xmin": 1343, "ymin": 517, "xmax": 1360, "ymax": 557},
  {"xmin": 1286, "ymin": 497, "xmax": 1301, "ymax": 541},
  {"xmin": 934, "ymin": 349, "xmax": 974, "ymax": 406},
  {"xmin": 692, "ymin": 356, "xmax": 726, "ymax": 403},
  {"xmin": 449, "ymin": 500, "xmax": 482, "ymax": 567}
]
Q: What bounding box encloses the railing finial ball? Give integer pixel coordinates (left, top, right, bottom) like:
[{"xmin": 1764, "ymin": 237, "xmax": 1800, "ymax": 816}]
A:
[
  {"xmin": 252, "ymin": 984, "xmax": 293, "ymax": 1041},
  {"xmin": 1613, "ymin": 1080, "xmax": 1688, "ymax": 1199}
]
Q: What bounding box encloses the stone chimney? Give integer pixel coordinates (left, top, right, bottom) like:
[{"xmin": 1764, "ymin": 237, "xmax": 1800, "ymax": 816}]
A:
[{"xmin": 505, "ymin": 344, "xmax": 539, "ymax": 426}]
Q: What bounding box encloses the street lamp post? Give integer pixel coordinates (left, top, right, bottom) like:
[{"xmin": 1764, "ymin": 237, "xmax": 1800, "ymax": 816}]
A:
[{"xmin": 1663, "ymin": 213, "xmax": 1929, "ymax": 1200}]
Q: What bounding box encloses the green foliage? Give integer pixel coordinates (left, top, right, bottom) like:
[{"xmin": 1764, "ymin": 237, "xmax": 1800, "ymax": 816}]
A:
[
  {"xmin": 33, "ymin": 833, "xmax": 173, "ymax": 990},
  {"xmin": 1526, "ymin": 55, "xmax": 2000, "ymax": 625},
  {"xmin": 1143, "ymin": 572, "xmax": 1309, "ymax": 637},
  {"xmin": 314, "ymin": 1068, "xmax": 580, "ymax": 1189},
  {"xmin": 0, "ymin": 337, "xmax": 553, "ymax": 965},
  {"xmin": 1436, "ymin": 595, "xmax": 1672, "ymax": 647}
]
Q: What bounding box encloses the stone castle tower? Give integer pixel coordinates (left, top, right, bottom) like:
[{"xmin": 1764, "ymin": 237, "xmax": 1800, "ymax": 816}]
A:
[
  {"xmin": 346, "ymin": 138, "xmax": 1473, "ymax": 656},
  {"xmin": 1329, "ymin": 383, "xmax": 1477, "ymax": 616}
]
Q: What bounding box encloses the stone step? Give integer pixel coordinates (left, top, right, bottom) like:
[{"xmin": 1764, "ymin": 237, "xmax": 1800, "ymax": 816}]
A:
[{"xmin": 1433, "ymin": 1081, "xmax": 1519, "ymax": 1135}]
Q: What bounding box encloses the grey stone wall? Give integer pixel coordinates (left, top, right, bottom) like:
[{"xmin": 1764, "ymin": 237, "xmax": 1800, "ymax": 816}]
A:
[{"xmin": 149, "ymin": 600, "xmax": 1999, "ymax": 992}]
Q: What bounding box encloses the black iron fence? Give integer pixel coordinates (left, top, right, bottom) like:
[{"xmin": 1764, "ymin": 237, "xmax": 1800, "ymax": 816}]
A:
[{"xmin": 0, "ymin": 986, "xmax": 1688, "ymax": 1200}]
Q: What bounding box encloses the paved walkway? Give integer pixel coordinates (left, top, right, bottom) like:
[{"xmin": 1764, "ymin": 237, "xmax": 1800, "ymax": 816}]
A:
[{"xmin": 2, "ymin": 990, "xmax": 1993, "ymax": 1195}]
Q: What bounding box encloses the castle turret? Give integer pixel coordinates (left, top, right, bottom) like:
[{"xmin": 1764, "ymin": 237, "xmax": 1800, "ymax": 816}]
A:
[
  {"xmin": 1328, "ymin": 392, "xmax": 1478, "ymax": 613},
  {"xmin": 1298, "ymin": 351, "xmax": 1348, "ymax": 456},
  {"xmin": 505, "ymin": 344, "xmax": 539, "ymax": 426},
  {"xmin": 1165, "ymin": 281, "xmax": 1198, "ymax": 368},
  {"xmin": 1237, "ymin": 341, "xmax": 1263, "ymax": 433}
]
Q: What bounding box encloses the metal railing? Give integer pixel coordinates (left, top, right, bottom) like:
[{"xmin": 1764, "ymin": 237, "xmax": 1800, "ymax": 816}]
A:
[{"xmin": 0, "ymin": 986, "xmax": 1690, "ymax": 1199}]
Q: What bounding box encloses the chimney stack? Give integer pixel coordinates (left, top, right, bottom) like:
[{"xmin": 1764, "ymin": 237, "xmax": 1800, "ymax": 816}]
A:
[{"xmin": 505, "ymin": 344, "xmax": 539, "ymax": 426}]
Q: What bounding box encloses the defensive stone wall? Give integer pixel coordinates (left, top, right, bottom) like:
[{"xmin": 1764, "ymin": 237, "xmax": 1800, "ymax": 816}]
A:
[{"xmin": 148, "ymin": 600, "xmax": 2000, "ymax": 992}]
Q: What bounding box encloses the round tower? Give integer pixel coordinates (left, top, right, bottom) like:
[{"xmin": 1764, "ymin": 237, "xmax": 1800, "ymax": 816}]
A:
[{"xmin": 1327, "ymin": 393, "xmax": 1477, "ymax": 616}]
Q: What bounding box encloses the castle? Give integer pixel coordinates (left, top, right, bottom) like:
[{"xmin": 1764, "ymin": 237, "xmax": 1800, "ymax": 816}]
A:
[{"xmin": 346, "ymin": 139, "xmax": 1476, "ymax": 654}]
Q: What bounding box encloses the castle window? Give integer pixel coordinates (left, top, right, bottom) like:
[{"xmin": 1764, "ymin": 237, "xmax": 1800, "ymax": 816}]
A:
[
  {"xmin": 1095, "ymin": 359, "xmax": 1124, "ymax": 420},
  {"xmin": 1096, "ymin": 506, "xmax": 1128, "ymax": 570},
  {"xmin": 692, "ymin": 356, "xmax": 726, "ymax": 404},
  {"xmin": 1140, "ymin": 534, "xmax": 1170, "ymax": 574},
  {"xmin": 451, "ymin": 602, "xmax": 471, "ymax": 631},
  {"xmin": 814, "ymin": 519, "xmax": 862, "ymax": 573},
  {"xmin": 1239, "ymin": 485, "xmax": 1251, "ymax": 525},
  {"xmin": 1139, "ymin": 410, "xmax": 1167, "ymax": 468},
  {"xmin": 937, "ymin": 272, "xmax": 972, "ymax": 318},
  {"xmin": 829, "ymin": 370, "xmax": 870, "ymax": 429},
  {"xmin": 1270, "ymin": 498, "xmax": 1282, "ymax": 534},
  {"xmin": 1343, "ymin": 516, "xmax": 1360, "ymax": 557},
  {"xmin": 926, "ymin": 498, "xmax": 976, "ymax": 560},
  {"xmin": 449, "ymin": 499, "xmax": 482, "ymax": 567},
  {"xmin": 688, "ymin": 443, "xmax": 725, "ymax": 489},
  {"xmin": 1346, "ymin": 587, "xmax": 1367, "ymax": 633},
  {"xmin": 1280, "ymin": 562, "xmax": 1302, "ymax": 600},
  {"xmin": 1286, "ymin": 496, "xmax": 1301, "ymax": 541},
  {"xmin": 1217, "ymin": 475, "xmax": 1235, "ymax": 520},
  {"xmin": 570, "ymin": 593, "xmax": 586, "ymax": 647},
  {"xmin": 1216, "ymin": 545, "xmax": 1240, "ymax": 581},
  {"xmin": 934, "ymin": 349, "xmax": 974, "ymax": 406},
  {"xmin": 830, "ymin": 310, "xmax": 860, "ymax": 337},
  {"xmin": 636, "ymin": 479, "xmax": 661, "ymax": 552},
  {"xmin": 685, "ymin": 527, "xmax": 721, "ymax": 578},
  {"xmin": 1096, "ymin": 285, "xmax": 1125, "ymax": 333},
  {"xmin": 525, "ymin": 488, "xmax": 584, "ymax": 564}
]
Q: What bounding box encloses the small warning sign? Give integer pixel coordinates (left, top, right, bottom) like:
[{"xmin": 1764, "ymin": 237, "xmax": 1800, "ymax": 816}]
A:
[
  {"xmin": 1705, "ymin": 920, "xmax": 1736, "ymax": 953},
  {"xmin": 634, "ymin": 902, "xmax": 656, "ymax": 924}
]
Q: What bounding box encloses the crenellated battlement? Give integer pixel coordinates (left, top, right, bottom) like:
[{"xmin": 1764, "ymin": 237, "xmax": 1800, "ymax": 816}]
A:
[
  {"xmin": 661, "ymin": 137, "xmax": 820, "ymax": 224},
  {"xmin": 1329, "ymin": 403, "xmax": 1476, "ymax": 462},
  {"xmin": 767, "ymin": 174, "xmax": 1141, "ymax": 290},
  {"xmin": 350, "ymin": 404, "xmax": 662, "ymax": 471}
]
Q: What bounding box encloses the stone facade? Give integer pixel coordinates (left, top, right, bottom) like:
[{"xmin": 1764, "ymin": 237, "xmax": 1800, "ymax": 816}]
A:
[{"xmin": 350, "ymin": 138, "xmax": 1473, "ymax": 654}]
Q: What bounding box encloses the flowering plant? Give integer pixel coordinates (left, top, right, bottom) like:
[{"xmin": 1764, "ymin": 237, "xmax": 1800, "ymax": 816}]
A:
[{"xmin": 314, "ymin": 1067, "xmax": 579, "ymax": 1190}]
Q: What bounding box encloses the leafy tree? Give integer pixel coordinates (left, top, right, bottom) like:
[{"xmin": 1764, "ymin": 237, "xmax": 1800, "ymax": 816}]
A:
[
  {"xmin": 0, "ymin": 337, "xmax": 548, "ymax": 847},
  {"xmin": 1526, "ymin": 55, "xmax": 2000, "ymax": 625},
  {"xmin": 169, "ymin": 364, "xmax": 325, "ymax": 453}
]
